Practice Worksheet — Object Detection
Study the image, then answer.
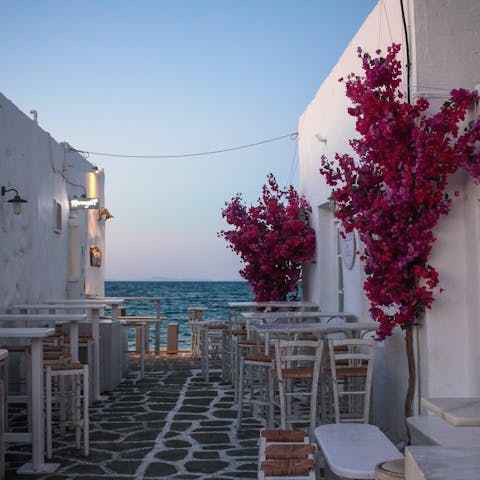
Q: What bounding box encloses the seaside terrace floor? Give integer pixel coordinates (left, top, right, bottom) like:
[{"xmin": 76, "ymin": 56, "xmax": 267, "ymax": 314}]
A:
[{"xmin": 5, "ymin": 353, "xmax": 262, "ymax": 479}]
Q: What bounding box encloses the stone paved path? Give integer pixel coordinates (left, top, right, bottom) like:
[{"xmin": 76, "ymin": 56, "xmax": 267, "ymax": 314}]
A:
[{"xmin": 5, "ymin": 354, "xmax": 264, "ymax": 479}]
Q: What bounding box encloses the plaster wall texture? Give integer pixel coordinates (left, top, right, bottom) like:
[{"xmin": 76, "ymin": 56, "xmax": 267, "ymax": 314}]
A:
[
  {"xmin": 0, "ymin": 92, "xmax": 105, "ymax": 309},
  {"xmin": 299, "ymin": 0, "xmax": 480, "ymax": 442},
  {"xmin": 409, "ymin": 0, "xmax": 480, "ymax": 398}
]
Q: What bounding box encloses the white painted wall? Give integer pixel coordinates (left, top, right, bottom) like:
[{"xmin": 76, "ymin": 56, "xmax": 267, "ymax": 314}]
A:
[
  {"xmin": 299, "ymin": 0, "xmax": 480, "ymax": 442},
  {"xmin": 0, "ymin": 92, "xmax": 105, "ymax": 308}
]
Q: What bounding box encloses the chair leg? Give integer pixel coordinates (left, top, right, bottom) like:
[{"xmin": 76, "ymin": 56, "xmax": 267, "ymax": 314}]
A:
[
  {"xmin": 278, "ymin": 378, "xmax": 287, "ymax": 430},
  {"xmin": 236, "ymin": 356, "xmax": 245, "ymax": 430},
  {"xmin": 83, "ymin": 366, "xmax": 89, "ymax": 457},
  {"xmin": 46, "ymin": 367, "xmax": 53, "ymax": 460}
]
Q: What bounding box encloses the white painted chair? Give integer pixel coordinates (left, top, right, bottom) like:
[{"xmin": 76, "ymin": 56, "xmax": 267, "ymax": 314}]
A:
[
  {"xmin": 326, "ymin": 338, "xmax": 376, "ymax": 424},
  {"xmin": 236, "ymin": 349, "xmax": 275, "ymax": 430},
  {"xmin": 274, "ymin": 338, "xmax": 323, "ymax": 437},
  {"xmin": 187, "ymin": 308, "xmax": 206, "ymax": 359},
  {"xmin": 45, "ymin": 362, "xmax": 89, "ymax": 459},
  {"xmin": 199, "ymin": 321, "xmax": 228, "ymax": 381}
]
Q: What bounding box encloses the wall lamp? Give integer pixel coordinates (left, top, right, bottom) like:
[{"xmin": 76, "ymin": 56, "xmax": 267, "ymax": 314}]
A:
[
  {"xmin": 98, "ymin": 208, "xmax": 114, "ymax": 222},
  {"xmin": 1, "ymin": 186, "xmax": 28, "ymax": 215},
  {"xmin": 92, "ymin": 166, "xmax": 100, "ymax": 174}
]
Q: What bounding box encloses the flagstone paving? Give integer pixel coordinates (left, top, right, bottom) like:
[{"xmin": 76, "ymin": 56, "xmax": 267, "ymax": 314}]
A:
[{"xmin": 5, "ymin": 354, "xmax": 263, "ymax": 479}]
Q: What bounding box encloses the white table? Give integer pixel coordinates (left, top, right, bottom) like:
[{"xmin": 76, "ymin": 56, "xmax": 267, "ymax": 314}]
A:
[
  {"xmin": 421, "ymin": 397, "xmax": 480, "ymax": 427},
  {"xmin": 105, "ymin": 297, "xmax": 163, "ymax": 354},
  {"xmin": 252, "ymin": 321, "xmax": 377, "ymax": 355},
  {"xmin": 15, "ymin": 302, "xmax": 110, "ymax": 401},
  {"xmin": 0, "ymin": 327, "xmax": 57, "ymax": 474},
  {"xmin": 2, "ymin": 311, "xmax": 87, "ymax": 362},
  {"xmin": 315, "ymin": 423, "xmax": 402, "ymax": 479},
  {"xmin": 228, "ymin": 301, "xmax": 319, "ymax": 310},
  {"xmin": 46, "ymin": 298, "xmax": 124, "ymax": 322}
]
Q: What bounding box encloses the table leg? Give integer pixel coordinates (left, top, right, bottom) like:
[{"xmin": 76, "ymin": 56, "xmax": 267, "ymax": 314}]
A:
[
  {"xmin": 17, "ymin": 338, "xmax": 59, "ymax": 474},
  {"xmin": 70, "ymin": 321, "xmax": 79, "ymax": 363},
  {"xmin": 91, "ymin": 310, "xmax": 101, "ymax": 401}
]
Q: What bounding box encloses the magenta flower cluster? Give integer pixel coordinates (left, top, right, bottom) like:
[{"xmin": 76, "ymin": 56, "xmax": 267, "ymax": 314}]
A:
[
  {"xmin": 219, "ymin": 174, "xmax": 316, "ymax": 301},
  {"xmin": 320, "ymin": 44, "xmax": 480, "ymax": 339}
]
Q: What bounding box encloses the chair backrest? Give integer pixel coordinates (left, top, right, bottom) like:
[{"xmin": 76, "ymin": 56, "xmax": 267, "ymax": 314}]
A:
[
  {"xmin": 275, "ymin": 338, "xmax": 324, "ymax": 379},
  {"xmin": 327, "ymin": 338, "xmax": 376, "ymax": 423}
]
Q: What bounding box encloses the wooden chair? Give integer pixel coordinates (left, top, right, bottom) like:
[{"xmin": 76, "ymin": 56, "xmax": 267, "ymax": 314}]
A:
[
  {"xmin": 326, "ymin": 338, "xmax": 376, "ymax": 423},
  {"xmin": 274, "ymin": 338, "xmax": 323, "ymax": 437}
]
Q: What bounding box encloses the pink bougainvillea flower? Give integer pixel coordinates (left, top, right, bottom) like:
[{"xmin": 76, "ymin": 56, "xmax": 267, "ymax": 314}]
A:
[
  {"xmin": 320, "ymin": 43, "xmax": 480, "ymax": 339},
  {"xmin": 219, "ymin": 174, "xmax": 315, "ymax": 301}
]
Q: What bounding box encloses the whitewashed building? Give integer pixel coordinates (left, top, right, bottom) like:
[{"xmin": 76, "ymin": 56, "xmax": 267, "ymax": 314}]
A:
[
  {"xmin": 299, "ymin": 0, "xmax": 480, "ymax": 443},
  {"xmin": 0, "ymin": 92, "xmax": 107, "ymax": 309}
]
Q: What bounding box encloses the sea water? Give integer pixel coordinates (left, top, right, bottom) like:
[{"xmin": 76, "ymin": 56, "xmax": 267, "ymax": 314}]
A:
[{"xmin": 105, "ymin": 281, "xmax": 254, "ymax": 350}]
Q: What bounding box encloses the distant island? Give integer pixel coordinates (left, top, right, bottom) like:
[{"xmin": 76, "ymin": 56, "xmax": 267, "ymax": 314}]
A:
[{"xmin": 105, "ymin": 277, "xmax": 245, "ymax": 282}]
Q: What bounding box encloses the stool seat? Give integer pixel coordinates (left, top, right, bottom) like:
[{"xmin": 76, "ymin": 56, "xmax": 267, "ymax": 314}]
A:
[
  {"xmin": 50, "ymin": 362, "xmax": 84, "ymax": 371},
  {"xmin": 281, "ymin": 367, "xmax": 314, "ymax": 379},
  {"xmin": 261, "ymin": 429, "xmax": 308, "ymax": 443},
  {"xmin": 260, "ymin": 458, "xmax": 315, "ymax": 477},
  {"xmin": 244, "ymin": 354, "xmax": 272, "ymax": 363},
  {"xmin": 265, "ymin": 443, "xmax": 315, "ymax": 459}
]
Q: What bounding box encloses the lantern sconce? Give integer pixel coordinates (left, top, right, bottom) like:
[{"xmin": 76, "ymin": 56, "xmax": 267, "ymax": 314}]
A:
[
  {"xmin": 98, "ymin": 208, "xmax": 114, "ymax": 222},
  {"xmin": 92, "ymin": 166, "xmax": 100, "ymax": 174},
  {"xmin": 1, "ymin": 185, "xmax": 28, "ymax": 215}
]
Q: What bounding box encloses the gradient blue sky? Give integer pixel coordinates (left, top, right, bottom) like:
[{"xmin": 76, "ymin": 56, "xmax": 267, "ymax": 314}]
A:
[{"xmin": 1, "ymin": 0, "xmax": 377, "ymax": 281}]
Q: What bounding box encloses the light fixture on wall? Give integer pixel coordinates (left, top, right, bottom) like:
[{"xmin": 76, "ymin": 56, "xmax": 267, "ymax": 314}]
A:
[
  {"xmin": 92, "ymin": 166, "xmax": 100, "ymax": 174},
  {"xmin": 98, "ymin": 208, "xmax": 114, "ymax": 222},
  {"xmin": 1, "ymin": 185, "xmax": 28, "ymax": 215}
]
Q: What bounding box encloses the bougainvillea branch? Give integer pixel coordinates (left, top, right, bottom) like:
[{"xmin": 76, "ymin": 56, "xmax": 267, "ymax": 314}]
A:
[
  {"xmin": 320, "ymin": 43, "xmax": 480, "ymax": 340},
  {"xmin": 219, "ymin": 174, "xmax": 315, "ymax": 301}
]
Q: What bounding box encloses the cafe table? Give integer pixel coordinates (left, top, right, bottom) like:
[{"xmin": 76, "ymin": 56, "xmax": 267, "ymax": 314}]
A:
[
  {"xmin": 46, "ymin": 298, "xmax": 124, "ymax": 322},
  {"xmin": 240, "ymin": 310, "xmax": 358, "ymax": 339},
  {"xmin": 0, "ymin": 327, "xmax": 57, "ymax": 474},
  {"xmin": 45, "ymin": 301, "xmax": 114, "ymax": 401},
  {"xmin": 0, "ymin": 314, "xmax": 87, "ymax": 362},
  {"xmin": 251, "ymin": 320, "xmax": 378, "ymax": 355},
  {"xmin": 228, "ymin": 301, "xmax": 319, "ymax": 310}
]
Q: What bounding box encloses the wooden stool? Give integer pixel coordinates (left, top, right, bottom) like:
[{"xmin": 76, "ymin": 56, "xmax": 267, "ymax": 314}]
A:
[{"xmin": 45, "ymin": 362, "xmax": 89, "ymax": 459}]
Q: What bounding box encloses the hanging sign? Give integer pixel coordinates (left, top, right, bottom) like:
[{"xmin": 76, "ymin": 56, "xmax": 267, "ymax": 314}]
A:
[{"xmin": 69, "ymin": 197, "xmax": 99, "ymax": 210}]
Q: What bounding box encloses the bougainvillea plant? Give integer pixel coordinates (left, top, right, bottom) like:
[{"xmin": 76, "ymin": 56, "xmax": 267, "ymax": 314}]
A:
[
  {"xmin": 320, "ymin": 43, "xmax": 480, "ymax": 340},
  {"xmin": 219, "ymin": 174, "xmax": 315, "ymax": 301}
]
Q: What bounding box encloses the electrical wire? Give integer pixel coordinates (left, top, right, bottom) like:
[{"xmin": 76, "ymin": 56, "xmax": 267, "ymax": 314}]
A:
[
  {"xmin": 400, "ymin": 0, "xmax": 411, "ymax": 103},
  {"xmin": 69, "ymin": 132, "xmax": 299, "ymax": 159}
]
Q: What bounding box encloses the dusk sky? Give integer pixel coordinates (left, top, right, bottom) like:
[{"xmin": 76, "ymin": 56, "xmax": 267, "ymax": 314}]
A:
[{"xmin": 1, "ymin": 0, "xmax": 377, "ymax": 281}]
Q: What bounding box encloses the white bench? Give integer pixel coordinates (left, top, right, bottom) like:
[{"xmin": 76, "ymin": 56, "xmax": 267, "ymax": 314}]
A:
[
  {"xmin": 314, "ymin": 423, "xmax": 403, "ymax": 479},
  {"xmin": 407, "ymin": 415, "xmax": 480, "ymax": 447}
]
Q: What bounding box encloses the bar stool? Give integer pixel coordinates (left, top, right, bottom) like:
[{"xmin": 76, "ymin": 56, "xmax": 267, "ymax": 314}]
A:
[
  {"xmin": 200, "ymin": 322, "xmax": 228, "ymax": 381},
  {"xmin": 236, "ymin": 346, "xmax": 275, "ymax": 430},
  {"xmin": 258, "ymin": 429, "xmax": 316, "ymax": 480},
  {"xmin": 221, "ymin": 328, "xmax": 247, "ymax": 383},
  {"xmin": 187, "ymin": 307, "xmax": 206, "ymax": 359},
  {"xmin": 45, "ymin": 362, "xmax": 89, "ymax": 459}
]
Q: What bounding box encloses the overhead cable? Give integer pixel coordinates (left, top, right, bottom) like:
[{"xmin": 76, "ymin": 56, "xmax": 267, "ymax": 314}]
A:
[{"xmin": 69, "ymin": 132, "xmax": 299, "ymax": 159}]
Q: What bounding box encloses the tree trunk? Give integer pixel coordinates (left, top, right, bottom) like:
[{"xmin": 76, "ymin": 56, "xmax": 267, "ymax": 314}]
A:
[{"xmin": 404, "ymin": 325, "xmax": 415, "ymax": 444}]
